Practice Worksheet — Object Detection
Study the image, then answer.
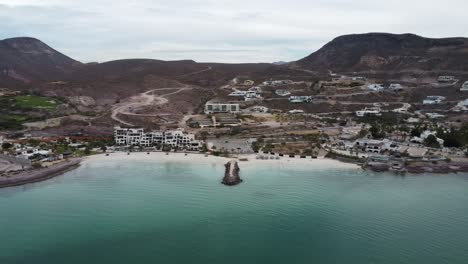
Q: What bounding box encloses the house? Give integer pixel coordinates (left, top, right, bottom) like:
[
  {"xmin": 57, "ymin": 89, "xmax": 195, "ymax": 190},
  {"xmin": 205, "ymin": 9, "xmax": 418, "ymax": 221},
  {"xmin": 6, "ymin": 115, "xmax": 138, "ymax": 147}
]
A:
[
  {"xmin": 247, "ymin": 106, "xmax": 269, "ymax": 113},
  {"xmin": 406, "ymin": 117, "xmax": 420, "ymax": 123},
  {"xmin": 367, "ymin": 84, "xmax": 384, "ymax": 92},
  {"xmin": 228, "ymin": 91, "xmax": 247, "ymax": 97},
  {"xmin": 244, "ymin": 91, "xmax": 262, "ymax": 101},
  {"xmin": 438, "ymin": 76, "xmax": 456, "ymax": 83},
  {"xmin": 410, "ymin": 130, "xmax": 444, "ymax": 146},
  {"xmin": 388, "ymin": 83, "xmax": 403, "ymax": 91},
  {"xmin": 423, "ymin": 96, "xmax": 445, "ymax": 105},
  {"xmin": 243, "ymin": 80, "xmax": 255, "ymax": 86},
  {"xmin": 352, "ymin": 77, "xmax": 366, "ymax": 81},
  {"xmin": 262, "ymin": 80, "xmax": 293, "ymax": 86},
  {"xmin": 205, "ymin": 103, "xmax": 240, "ymax": 114},
  {"xmin": 356, "ymin": 107, "xmax": 382, "ymax": 117},
  {"xmin": 248, "ymin": 86, "xmax": 262, "ymax": 93},
  {"xmin": 114, "ymin": 127, "xmax": 143, "ymax": 146},
  {"xmin": 426, "ymin": 113, "xmax": 446, "ymax": 119},
  {"xmin": 275, "ymin": 89, "xmax": 291, "ymax": 97},
  {"xmin": 289, "ymin": 109, "xmax": 304, "ymax": 114},
  {"xmin": 461, "ymin": 81, "xmax": 468, "ymax": 91},
  {"xmin": 289, "ymin": 96, "xmax": 311, "ymax": 103},
  {"xmin": 354, "ymin": 139, "xmax": 385, "ymax": 153}
]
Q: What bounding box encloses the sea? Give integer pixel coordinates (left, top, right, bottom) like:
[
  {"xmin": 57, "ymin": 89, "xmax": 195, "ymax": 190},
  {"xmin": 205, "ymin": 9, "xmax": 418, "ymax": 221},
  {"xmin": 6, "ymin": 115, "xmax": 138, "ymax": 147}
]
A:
[{"xmin": 1, "ymin": 158, "xmax": 468, "ymax": 264}]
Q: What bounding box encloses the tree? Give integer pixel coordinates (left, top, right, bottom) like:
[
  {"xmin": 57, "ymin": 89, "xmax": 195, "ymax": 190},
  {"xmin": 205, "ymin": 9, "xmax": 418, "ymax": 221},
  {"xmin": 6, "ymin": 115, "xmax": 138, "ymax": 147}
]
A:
[
  {"xmin": 424, "ymin": 135, "xmax": 440, "ymax": 148},
  {"xmin": 84, "ymin": 147, "xmax": 91, "ymax": 155},
  {"xmin": 1, "ymin": 142, "xmax": 12, "ymax": 150},
  {"xmin": 101, "ymin": 146, "xmax": 107, "ymax": 153},
  {"xmin": 370, "ymin": 124, "xmax": 385, "ymax": 139},
  {"xmin": 410, "ymin": 127, "xmax": 422, "ymax": 137}
]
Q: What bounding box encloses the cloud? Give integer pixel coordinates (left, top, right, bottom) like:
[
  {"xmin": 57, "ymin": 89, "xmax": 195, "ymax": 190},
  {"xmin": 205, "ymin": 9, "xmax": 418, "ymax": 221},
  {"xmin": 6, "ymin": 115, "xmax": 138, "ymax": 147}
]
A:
[{"xmin": 1, "ymin": 0, "xmax": 468, "ymax": 63}]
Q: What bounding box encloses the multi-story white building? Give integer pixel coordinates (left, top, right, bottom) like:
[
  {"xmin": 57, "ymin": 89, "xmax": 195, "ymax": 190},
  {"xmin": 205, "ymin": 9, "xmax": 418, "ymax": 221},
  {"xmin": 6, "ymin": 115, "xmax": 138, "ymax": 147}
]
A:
[
  {"xmin": 114, "ymin": 127, "xmax": 203, "ymax": 151},
  {"xmin": 114, "ymin": 127, "xmax": 144, "ymax": 146},
  {"xmin": 205, "ymin": 103, "xmax": 240, "ymax": 114}
]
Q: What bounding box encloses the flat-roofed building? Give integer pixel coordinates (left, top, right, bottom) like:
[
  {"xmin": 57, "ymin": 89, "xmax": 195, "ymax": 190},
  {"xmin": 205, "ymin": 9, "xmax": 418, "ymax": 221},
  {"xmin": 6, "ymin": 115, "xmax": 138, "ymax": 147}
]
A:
[{"xmin": 205, "ymin": 103, "xmax": 240, "ymax": 114}]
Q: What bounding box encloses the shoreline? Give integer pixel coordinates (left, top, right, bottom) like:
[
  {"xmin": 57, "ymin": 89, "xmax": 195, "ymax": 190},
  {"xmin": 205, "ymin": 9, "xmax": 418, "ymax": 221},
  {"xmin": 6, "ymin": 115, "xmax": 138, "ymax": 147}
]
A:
[
  {"xmin": 83, "ymin": 151, "xmax": 360, "ymax": 170},
  {"xmin": 0, "ymin": 158, "xmax": 82, "ymax": 189}
]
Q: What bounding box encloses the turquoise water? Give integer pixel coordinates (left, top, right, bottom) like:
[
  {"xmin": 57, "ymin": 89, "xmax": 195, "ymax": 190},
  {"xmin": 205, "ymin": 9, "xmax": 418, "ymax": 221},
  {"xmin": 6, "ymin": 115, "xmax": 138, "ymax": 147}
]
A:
[{"xmin": 1, "ymin": 158, "xmax": 468, "ymax": 264}]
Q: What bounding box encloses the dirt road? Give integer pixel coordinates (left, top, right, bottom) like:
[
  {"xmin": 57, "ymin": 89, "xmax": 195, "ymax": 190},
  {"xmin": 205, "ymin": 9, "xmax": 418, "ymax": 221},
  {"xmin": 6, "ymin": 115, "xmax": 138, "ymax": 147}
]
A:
[{"xmin": 111, "ymin": 86, "xmax": 192, "ymax": 126}]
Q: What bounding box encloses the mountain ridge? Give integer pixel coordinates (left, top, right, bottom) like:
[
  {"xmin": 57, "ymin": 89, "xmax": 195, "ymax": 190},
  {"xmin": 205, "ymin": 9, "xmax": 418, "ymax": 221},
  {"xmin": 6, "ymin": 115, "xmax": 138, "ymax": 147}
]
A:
[{"xmin": 293, "ymin": 32, "xmax": 468, "ymax": 73}]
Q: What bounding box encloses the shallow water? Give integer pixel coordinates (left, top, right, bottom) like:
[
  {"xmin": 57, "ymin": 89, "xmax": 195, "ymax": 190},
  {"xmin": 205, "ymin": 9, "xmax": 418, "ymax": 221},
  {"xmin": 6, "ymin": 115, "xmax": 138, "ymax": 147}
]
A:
[{"xmin": 1, "ymin": 159, "xmax": 468, "ymax": 264}]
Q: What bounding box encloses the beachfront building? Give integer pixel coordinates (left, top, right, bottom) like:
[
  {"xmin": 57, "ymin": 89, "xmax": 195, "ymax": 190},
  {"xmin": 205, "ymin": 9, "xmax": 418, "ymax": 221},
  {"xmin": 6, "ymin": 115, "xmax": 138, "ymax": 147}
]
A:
[
  {"xmin": 423, "ymin": 96, "xmax": 445, "ymax": 105},
  {"xmin": 113, "ymin": 127, "xmax": 203, "ymax": 151},
  {"xmin": 114, "ymin": 127, "xmax": 144, "ymax": 146},
  {"xmin": 289, "ymin": 96, "xmax": 312, "ymax": 103},
  {"xmin": 461, "ymin": 81, "xmax": 468, "ymax": 91},
  {"xmin": 205, "ymin": 103, "xmax": 241, "ymax": 114}
]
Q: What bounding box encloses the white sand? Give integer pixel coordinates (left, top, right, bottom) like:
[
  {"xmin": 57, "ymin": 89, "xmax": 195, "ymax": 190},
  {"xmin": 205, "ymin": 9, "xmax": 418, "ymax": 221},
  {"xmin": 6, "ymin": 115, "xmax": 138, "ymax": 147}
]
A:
[{"xmin": 84, "ymin": 152, "xmax": 359, "ymax": 169}]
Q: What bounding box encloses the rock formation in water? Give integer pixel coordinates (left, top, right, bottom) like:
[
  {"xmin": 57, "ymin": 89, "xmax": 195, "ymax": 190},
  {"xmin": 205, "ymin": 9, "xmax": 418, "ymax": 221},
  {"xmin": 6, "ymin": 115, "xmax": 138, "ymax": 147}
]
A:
[{"xmin": 222, "ymin": 160, "xmax": 242, "ymax": 186}]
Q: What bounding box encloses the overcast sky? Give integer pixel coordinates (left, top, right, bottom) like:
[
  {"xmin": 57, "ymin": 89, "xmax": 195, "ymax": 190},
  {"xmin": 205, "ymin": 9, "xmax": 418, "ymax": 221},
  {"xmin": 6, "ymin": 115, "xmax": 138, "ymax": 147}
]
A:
[{"xmin": 1, "ymin": 0, "xmax": 467, "ymax": 63}]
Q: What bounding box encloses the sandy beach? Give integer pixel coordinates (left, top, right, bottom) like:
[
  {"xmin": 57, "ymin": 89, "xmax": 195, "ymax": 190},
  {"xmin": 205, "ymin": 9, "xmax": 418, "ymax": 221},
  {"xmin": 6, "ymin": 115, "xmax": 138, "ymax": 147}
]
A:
[{"xmin": 84, "ymin": 151, "xmax": 359, "ymax": 170}]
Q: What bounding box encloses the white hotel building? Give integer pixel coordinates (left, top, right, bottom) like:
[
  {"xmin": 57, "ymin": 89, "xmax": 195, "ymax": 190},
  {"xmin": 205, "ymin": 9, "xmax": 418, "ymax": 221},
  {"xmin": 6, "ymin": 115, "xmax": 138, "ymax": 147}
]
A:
[{"xmin": 114, "ymin": 127, "xmax": 203, "ymax": 151}]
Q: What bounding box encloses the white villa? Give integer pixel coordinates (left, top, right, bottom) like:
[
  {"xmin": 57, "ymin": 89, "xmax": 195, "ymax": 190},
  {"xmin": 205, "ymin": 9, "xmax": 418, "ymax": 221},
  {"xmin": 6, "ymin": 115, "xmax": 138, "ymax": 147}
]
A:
[
  {"xmin": 461, "ymin": 81, "xmax": 468, "ymax": 91},
  {"xmin": 244, "ymin": 91, "xmax": 262, "ymax": 101},
  {"xmin": 411, "ymin": 131, "xmax": 444, "ymax": 146},
  {"xmin": 205, "ymin": 103, "xmax": 240, "ymax": 114},
  {"xmin": 388, "ymin": 83, "xmax": 403, "ymax": 91},
  {"xmin": 289, "ymin": 109, "xmax": 304, "ymax": 114},
  {"xmin": 275, "ymin": 89, "xmax": 291, "ymax": 96},
  {"xmin": 438, "ymin": 76, "xmax": 456, "ymax": 83},
  {"xmin": 367, "ymin": 84, "xmax": 384, "ymax": 92},
  {"xmin": 262, "ymin": 80, "xmax": 293, "ymax": 86},
  {"xmin": 114, "ymin": 127, "xmax": 203, "ymax": 151},
  {"xmin": 228, "ymin": 91, "xmax": 247, "ymax": 97},
  {"xmin": 247, "ymin": 106, "xmax": 269, "ymax": 113},
  {"xmin": 289, "ymin": 96, "xmax": 312, "ymax": 103},
  {"xmin": 356, "ymin": 107, "xmax": 382, "ymax": 117},
  {"xmin": 423, "ymin": 96, "xmax": 445, "ymax": 105}
]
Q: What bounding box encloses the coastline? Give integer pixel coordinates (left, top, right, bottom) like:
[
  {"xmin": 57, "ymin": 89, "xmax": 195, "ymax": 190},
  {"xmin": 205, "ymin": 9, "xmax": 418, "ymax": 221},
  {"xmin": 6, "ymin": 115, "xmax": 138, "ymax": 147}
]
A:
[
  {"xmin": 0, "ymin": 158, "xmax": 82, "ymax": 189},
  {"xmin": 0, "ymin": 152, "xmax": 360, "ymax": 189}
]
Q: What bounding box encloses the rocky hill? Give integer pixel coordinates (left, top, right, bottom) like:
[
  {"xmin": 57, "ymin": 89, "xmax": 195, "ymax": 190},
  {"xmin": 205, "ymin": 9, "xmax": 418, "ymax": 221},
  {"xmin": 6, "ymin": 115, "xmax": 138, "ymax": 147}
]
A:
[
  {"xmin": 0, "ymin": 37, "xmax": 82, "ymax": 82},
  {"xmin": 293, "ymin": 33, "xmax": 468, "ymax": 73}
]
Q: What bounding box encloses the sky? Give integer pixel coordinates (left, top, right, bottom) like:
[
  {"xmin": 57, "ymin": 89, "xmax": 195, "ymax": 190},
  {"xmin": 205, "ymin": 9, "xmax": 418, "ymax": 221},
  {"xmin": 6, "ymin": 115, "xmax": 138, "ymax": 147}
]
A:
[{"xmin": 1, "ymin": 0, "xmax": 467, "ymax": 63}]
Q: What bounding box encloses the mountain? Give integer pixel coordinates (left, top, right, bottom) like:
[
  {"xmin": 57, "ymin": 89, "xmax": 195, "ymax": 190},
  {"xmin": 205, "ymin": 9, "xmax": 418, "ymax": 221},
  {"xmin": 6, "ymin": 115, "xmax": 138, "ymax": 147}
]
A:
[
  {"xmin": 293, "ymin": 33, "xmax": 468, "ymax": 73},
  {"xmin": 0, "ymin": 37, "xmax": 82, "ymax": 82}
]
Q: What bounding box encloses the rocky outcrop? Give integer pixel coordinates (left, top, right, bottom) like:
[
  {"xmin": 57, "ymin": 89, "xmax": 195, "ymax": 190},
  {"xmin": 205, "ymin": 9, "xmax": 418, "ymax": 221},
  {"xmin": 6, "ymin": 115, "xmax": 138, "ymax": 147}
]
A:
[{"xmin": 222, "ymin": 160, "xmax": 242, "ymax": 186}]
